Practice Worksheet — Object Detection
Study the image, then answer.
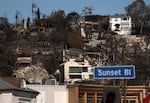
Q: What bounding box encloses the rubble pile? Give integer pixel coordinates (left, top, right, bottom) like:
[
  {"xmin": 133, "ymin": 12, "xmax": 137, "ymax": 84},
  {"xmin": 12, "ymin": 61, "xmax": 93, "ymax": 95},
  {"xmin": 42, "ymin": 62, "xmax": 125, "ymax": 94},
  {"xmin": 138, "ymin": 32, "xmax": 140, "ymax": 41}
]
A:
[{"xmin": 16, "ymin": 65, "xmax": 49, "ymax": 84}]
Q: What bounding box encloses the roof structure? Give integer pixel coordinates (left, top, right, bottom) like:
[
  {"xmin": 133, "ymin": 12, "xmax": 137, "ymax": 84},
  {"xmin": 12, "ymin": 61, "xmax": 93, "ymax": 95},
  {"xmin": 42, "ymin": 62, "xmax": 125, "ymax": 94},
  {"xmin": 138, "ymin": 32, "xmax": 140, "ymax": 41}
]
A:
[
  {"xmin": 0, "ymin": 79, "xmax": 17, "ymax": 90},
  {"xmin": 0, "ymin": 78, "xmax": 39, "ymax": 94}
]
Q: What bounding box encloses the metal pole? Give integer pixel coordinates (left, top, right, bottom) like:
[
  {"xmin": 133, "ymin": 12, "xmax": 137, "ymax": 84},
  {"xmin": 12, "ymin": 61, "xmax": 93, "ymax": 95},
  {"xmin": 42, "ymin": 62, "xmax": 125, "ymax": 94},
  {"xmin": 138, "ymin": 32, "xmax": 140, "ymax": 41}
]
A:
[
  {"xmin": 124, "ymin": 79, "xmax": 127, "ymax": 103},
  {"xmin": 113, "ymin": 79, "xmax": 116, "ymax": 86}
]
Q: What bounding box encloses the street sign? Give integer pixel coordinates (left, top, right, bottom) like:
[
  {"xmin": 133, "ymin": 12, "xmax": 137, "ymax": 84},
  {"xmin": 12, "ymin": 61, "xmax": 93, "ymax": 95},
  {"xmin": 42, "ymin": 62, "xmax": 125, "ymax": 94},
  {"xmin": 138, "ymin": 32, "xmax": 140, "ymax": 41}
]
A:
[{"xmin": 94, "ymin": 65, "xmax": 135, "ymax": 79}]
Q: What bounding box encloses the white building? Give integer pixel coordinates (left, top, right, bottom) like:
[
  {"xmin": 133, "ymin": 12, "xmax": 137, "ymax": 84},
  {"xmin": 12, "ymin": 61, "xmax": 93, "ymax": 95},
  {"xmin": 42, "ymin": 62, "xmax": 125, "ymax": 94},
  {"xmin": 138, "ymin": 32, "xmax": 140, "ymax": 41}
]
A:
[
  {"xmin": 27, "ymin": 85, "xmax": 68, "ymax": 103},
  {"xmin": 59, "ymin": 58, "xmax": 93, "ymax": 84},
  {"xmin": 109, "ymin": 15, "xmax": 133, "ymax": 35},
  {"xmin": 0, "ymin": 79, "xmax": 38, "ymax": 103}
]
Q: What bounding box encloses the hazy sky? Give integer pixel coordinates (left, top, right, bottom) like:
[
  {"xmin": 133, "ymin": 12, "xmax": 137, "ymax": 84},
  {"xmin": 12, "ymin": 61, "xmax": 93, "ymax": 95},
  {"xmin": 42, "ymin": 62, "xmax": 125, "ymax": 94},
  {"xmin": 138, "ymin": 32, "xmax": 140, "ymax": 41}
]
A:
[{"xmin": 0, "ymin": 0, "xmax": 150, "ymax": 23}]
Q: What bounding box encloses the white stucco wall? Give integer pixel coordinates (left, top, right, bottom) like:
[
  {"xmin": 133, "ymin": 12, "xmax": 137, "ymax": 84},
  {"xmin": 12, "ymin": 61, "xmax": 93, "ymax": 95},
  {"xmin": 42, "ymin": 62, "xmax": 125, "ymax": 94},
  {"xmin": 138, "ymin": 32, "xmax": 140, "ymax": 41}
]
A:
[
  {"xmin": 54, "ymin": 91, "xmax": 68, "ymax": 103},
  {"xmin": 0, "ymin": 92, "xmax": 37, "ymax": 103},
  {"xmin": 27, "ymin": 85, "xmax": 68, "ymax": 103},
  {"xmin": 0, "ymin": 93, "xmax": 13, "ymax": 103}
]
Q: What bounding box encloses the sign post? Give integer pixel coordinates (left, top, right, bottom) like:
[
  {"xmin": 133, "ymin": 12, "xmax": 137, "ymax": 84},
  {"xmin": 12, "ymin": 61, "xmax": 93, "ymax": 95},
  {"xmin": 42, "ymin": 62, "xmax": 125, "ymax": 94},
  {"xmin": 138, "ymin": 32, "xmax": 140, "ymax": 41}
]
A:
[{"xmin": 94, "ymin": 65, "xmax": 135, "ymax": 103}]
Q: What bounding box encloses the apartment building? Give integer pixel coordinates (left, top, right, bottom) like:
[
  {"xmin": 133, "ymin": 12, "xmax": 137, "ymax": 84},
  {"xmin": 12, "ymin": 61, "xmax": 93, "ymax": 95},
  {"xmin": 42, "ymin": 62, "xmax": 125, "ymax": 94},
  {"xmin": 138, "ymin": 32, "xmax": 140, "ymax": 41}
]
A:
[{"xmin": 59, "ymin": 58, "xmax": 93, "ymax": 84}]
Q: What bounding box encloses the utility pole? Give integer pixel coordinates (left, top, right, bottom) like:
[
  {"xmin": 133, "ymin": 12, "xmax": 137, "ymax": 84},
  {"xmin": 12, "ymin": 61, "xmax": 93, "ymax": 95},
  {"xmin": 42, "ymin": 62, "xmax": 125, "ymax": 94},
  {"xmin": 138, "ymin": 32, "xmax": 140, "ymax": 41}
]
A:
[{"xmin": 15, "ymin": 10, "xmax": 22, "ymax": 25}]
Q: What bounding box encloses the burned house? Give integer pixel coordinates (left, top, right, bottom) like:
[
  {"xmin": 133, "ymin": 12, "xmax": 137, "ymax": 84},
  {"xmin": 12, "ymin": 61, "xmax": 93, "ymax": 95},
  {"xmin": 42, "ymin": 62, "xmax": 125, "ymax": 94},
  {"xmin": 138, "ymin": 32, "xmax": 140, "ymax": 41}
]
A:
[{"xmin": 109, "ymin": 14, "xmax": 133, "ymax": 35}]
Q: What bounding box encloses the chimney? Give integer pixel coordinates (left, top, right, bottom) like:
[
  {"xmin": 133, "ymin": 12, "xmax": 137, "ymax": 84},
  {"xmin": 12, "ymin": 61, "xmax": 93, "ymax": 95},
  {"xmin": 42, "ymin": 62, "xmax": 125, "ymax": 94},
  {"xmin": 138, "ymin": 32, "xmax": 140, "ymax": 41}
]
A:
[{"xmin": 20, "ymin": 79, "xmax": 27, "ymax": 89}]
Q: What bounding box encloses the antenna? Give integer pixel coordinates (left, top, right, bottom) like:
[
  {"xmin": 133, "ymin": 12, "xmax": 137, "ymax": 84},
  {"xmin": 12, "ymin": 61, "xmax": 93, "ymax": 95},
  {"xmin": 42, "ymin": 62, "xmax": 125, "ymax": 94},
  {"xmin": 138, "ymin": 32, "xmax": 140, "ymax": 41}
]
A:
[{"xmin": 32, "ymin": 2, "xmax": 40, "ymax": 21}]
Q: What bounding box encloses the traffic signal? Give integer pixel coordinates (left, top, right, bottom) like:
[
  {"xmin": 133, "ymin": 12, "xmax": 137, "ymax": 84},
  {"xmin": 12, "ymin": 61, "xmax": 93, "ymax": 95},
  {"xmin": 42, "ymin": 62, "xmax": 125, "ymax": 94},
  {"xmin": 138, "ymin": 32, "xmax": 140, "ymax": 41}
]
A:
[
  {"xmin": 106, "ymin": 92, "xmax": 116, "ymax": 103},
  {"xmin": 102, "ymin": 87, "xmax": 121, "ymax": 103}
]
